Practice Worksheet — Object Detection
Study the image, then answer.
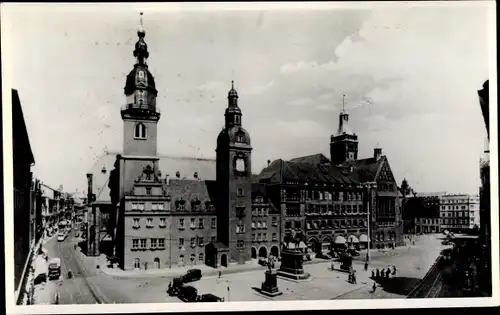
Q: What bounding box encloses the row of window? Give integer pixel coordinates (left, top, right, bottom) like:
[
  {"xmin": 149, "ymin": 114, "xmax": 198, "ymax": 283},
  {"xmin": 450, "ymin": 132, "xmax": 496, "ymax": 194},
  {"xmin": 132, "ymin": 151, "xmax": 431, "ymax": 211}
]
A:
[
  {"xmin": 132, "ymin": 238, "xmax": 165, "ymax": 250},
  {"xmin": 252, "ymin": 233, "xmax": 278, "ymax": 242},
  {"xmin": 441, "ymin": 205, "xmax": 468, "ymax": 210},
  {"xmin": 306, "ymin": 218, "xmax": 367, "ymax": 230},
  {"xmin": 131, "ymin": 236, "xmax": 218, "ymax": 250},
  {"xmin": 440, "ymin": 199, "xmax": 470, "ymax": 204},
  {"xmin": 131, "ymin": 217, "xmax": 217, "ymax": 229},
  {"xmin": 287, "ymin": 190, "xmax": 364, "ymax": 202},
  {"xmin": 174, "ymin": 200, "xmax": 216, "ymax": 212},
  {"xmin": 252, "ymin": 208, "xmax": 269, "ymax": 216},
  {"xmin": 417, "ymin": 218, "xmax": 440, "ymax": 225},
  {"xmin": 440, "ymin": 211, "xmax": 471, "ymax": 218},
  {"xmin": 131, "ymin": 203, "xmax": 166, "ymax": 211},
  {"xmin": 306, "ymin": 204, "xmax": 365, "ymax": 215},
  {"xmin": 375, "ymin": 231, "xmax": 396, "ymax": 242},
  {"xmin": 251, "ymin": 220, "xmax": 278, "ymax": 229}
]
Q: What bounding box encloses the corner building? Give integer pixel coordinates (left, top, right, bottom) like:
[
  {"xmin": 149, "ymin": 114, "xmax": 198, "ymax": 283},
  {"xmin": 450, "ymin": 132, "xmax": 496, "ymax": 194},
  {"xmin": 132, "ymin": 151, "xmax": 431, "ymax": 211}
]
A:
[{"xmin": 106, "ymin": 16, "xmax": 403, "ymax": 270}]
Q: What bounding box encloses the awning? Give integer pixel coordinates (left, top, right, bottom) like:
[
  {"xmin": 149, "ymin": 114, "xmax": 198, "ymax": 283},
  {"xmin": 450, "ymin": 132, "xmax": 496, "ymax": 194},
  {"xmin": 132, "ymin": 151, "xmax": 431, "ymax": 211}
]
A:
[
  {"xmin": 334, "ymin": 236, "xmax": 347, "ymax": 244},
  {"xmin": 359, "ymin": 234, "xmax": 370, "ymax": 242},
  {"xmin": 348, "ymin": 235, "xmax": 359, "ymax": 243}
]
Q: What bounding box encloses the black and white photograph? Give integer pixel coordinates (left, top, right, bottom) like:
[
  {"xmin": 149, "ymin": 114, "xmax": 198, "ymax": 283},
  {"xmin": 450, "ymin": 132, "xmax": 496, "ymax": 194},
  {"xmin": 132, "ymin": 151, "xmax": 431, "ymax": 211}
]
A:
[{"xmin": 2, "ymin": 1, "xmax": 498, "ymax": 313}]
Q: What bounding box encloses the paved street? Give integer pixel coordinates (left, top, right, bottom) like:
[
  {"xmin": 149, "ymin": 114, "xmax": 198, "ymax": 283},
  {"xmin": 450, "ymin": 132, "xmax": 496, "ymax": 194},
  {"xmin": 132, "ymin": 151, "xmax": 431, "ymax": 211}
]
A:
[
  {"xmin": 90, "ymin": 234, "xmax": 445, "ymax": 303},
  {"xmin": 31, "ymin": 233, "xmax": 446, "ymax": 303}
]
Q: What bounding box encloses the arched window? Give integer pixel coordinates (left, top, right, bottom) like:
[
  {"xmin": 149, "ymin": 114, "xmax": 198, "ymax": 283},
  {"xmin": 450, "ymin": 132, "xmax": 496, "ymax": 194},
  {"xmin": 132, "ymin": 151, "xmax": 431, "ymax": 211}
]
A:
[
  {"xmin": 134, "ymin": 123, "xmax": 147, "ymax": 139},
  {"xmin": 235, "ymin": 115, "xmax": 240, "ymax": 125},
  {"xmin": 133, "ymin": 258, "xmax": 140, "ymax": 269}
]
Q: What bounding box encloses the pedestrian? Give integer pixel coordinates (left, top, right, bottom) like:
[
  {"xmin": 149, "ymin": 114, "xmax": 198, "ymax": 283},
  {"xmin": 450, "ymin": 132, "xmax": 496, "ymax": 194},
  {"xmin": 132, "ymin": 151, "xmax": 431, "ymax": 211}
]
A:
[
  {"xmin": 372, "ymin": 281, "xmax": 377, "ymax": 293},
  {"xmin": 380, "ymin": 269, "xmax": 385, "ymax": 278},
  {"xmin": 392, "ymin": 266, "xmax": 397, "ymax": 276},
  {"xmin": 376, "ymin": 268, "xmax": 380, "ymax": 278},
  {"xmin": 364, "ymin": 262, "xmax": 368, "ymax": 271},
  {"xmin": 331, "ymin": 262, "xmax": 334, "ymax": 271},
  {"xmin": 386, "ymin": 268, "xmax": 390, "ymax": 279},
  {"xmin": 348, "ymin": 272, "xmax": 353, "ymax": 284},
  {"xmin": 371, "ymin": 269, "xmax": 375, "ymax": 278},
  {"xmin": 218, "ymin": 270, "xmax": 222, "ymax": 278},
  {"xmin": 353, "ymin": 273, "xmax": 357, "ymax": 284}
]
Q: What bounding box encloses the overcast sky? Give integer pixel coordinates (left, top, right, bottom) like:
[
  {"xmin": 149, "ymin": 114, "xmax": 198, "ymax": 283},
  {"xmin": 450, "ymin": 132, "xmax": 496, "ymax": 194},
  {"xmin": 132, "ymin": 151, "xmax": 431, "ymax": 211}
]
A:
[{"xmin": 3, "ymin": 3, "xmax": 493, "ymax": 195}]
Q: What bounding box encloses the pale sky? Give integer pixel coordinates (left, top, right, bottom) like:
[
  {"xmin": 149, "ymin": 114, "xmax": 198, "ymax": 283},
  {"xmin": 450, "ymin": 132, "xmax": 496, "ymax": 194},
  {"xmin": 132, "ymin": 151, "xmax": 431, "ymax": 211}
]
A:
[{"xmin": 3, "ymin": 3, "xmax": 493, "ymax": 195}]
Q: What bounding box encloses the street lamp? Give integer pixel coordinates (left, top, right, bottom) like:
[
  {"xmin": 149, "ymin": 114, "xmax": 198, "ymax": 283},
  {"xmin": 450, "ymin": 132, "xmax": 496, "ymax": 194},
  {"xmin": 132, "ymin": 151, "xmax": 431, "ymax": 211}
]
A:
[{"xmin": 364, "ymin": 181, "xmax": 377, "ymax": 262}]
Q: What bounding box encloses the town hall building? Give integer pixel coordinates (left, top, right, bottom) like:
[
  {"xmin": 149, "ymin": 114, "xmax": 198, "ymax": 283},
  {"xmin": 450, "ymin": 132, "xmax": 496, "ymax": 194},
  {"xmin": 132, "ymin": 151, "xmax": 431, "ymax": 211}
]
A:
[{"xmin": 86, "ymin": 14, "xmax": 403, "ymax": 271}]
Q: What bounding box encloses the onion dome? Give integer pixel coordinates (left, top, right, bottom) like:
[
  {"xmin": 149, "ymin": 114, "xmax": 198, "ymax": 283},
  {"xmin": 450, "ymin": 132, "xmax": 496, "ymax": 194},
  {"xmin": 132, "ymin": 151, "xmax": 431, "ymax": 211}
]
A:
[{"xmin": 228, "ymin": 80, "xmax": 239, "ymax": 99}]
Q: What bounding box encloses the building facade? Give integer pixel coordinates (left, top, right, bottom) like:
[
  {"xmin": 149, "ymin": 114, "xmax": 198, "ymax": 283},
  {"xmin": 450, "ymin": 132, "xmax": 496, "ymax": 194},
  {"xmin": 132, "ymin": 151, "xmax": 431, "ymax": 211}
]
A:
[
  {"xmin": 91, "ymin": 15, "xmax": 404, "ymax": 271},
  {"xmin": 13, "ymin": 89, "xmax": 36, "ymax": 295},
  {"xmin": 439, "ymin": 194, "xmax": 479, "ymax": 232}
]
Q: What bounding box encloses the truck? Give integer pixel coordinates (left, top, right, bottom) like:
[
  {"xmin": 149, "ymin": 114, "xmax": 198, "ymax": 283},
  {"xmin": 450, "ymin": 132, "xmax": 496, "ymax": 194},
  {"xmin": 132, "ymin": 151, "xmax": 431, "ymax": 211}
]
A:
[{"xmin": 48, "ymin": 258, "xmax": 61, "ymax": 280}]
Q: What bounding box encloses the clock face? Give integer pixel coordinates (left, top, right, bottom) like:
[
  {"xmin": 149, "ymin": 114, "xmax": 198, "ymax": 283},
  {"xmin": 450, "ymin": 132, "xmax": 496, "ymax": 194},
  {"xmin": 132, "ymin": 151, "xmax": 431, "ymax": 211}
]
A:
[{"xmin": 236, "ymin": 158, "xmax": 245, "ymax": 172}]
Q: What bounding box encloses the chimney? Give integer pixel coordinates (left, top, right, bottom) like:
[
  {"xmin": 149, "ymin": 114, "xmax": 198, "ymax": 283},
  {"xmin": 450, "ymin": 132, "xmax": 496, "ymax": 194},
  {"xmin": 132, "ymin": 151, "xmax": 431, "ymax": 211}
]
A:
[
  {"xmin": 176, "ymin": 171, "xmax": 180, "ymax": 178},
  {"xmin": 86, "ymin": 173, "xmax": 93, "ymax": 204},
  {"xmin": 374, "ymin": 148, "xmax": 382, "ymax": 161},
  {"xmin": 267, "ymin": 160, "xmax": 271, "ymax": 167},
  {"xmin": 194, "ymin": 172, "xmax": 199, "ymax": 179}
]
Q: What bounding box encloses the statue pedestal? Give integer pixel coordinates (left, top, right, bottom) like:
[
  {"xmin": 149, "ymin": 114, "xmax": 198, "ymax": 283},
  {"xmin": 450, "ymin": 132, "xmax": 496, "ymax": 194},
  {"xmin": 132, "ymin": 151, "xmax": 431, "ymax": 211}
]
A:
[
  {"xmin": 277, "ymin": 249, "xmax": 311, "ymax": 281},
  {"xmin": 260, "ymin": 269, "xmax": 282, "ymax": 297}
]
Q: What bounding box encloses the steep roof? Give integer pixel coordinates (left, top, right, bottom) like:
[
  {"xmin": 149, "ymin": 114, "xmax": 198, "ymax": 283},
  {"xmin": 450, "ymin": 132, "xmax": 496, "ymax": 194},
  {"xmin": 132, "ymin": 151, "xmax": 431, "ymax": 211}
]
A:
[
  {"xmin": 343, "ymin": 156, "xmax": 385, "ymax": 183},
  {"xmin": 88, "ymin": 152, "xmax": 217, "ymax": 204},
  {"xmin": 256, "ymin": 159, "xmax": 363, "ymax": 185},
  {"xmin": 289, "ymin": 153, "xmax": 330, "ymax": 165},
  {"xmin": 166, "ymin": 179, "xmax": 217, "ymax": 210}
]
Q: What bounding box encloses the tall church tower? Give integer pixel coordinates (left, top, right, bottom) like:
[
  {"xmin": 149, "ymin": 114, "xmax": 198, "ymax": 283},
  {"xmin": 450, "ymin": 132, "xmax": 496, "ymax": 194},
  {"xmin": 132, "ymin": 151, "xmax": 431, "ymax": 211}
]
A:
[
  {"xmin": 216, "ymin": 81, "xmax": 253, "ymax": 264},
  {"xmin": 330, "ymin": 95, "xmax": 358, "ymax": 165},
  {"xmin": 121, "ymin": 12, "xmax": 160, "ymax": 156}
]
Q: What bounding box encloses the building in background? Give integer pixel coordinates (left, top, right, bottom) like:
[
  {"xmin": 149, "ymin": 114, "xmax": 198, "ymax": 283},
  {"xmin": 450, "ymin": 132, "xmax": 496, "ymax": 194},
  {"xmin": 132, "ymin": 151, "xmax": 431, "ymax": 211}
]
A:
[
  {"xmin": 12, "ymin": 89, "xmax": 36, "ymax": 300},
  {"xmin": 439, "ymin": 194, "xmax": 479, "ymax": 233}
]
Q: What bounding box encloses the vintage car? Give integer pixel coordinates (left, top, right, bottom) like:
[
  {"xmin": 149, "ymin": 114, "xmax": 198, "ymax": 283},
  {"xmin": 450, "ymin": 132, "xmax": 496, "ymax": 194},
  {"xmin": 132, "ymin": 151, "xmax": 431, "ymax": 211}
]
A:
[
  {"xmin": 199, "ymin": 293, "xmax": 224, "ymax": 302},
  {"xmin": 178, "ymin": 285, "xmax": 199, "ymax": 302},
  {"xmin": 183, "ymin": 269, "xmax": 202, "ymax": 282},
  {"xmin": 167, "ymin": 277, "xmax": 184, "ymax": 296},
  {"xmin": 48, "ymin": 258, "xmax": 61, "ymax": 280}
]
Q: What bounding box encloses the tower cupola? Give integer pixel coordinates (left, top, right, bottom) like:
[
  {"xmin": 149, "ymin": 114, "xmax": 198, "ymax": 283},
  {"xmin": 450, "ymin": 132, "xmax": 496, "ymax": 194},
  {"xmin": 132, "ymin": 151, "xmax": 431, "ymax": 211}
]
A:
[
  {"xmin": 225, "ymin": 80, "xmax": 242, "ymax": 127},
  {"xmin": 330, "ymin": 94, "xmax": 358, "ymax": 165},
  {"xmin": 122, "ymin": 12, "xmax": 159, "ymax": 121}
]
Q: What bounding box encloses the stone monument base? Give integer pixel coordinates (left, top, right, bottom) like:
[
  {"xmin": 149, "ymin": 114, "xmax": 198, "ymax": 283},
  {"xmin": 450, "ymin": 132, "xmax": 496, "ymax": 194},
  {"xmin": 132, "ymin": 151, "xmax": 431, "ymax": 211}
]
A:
[
  {"xmin": 277, "ymin": 270, "xmax": 311, "ymax": 281},
  {"xmin": 260, "ymin": 270, "xmax": 283, "ymax": 297}
]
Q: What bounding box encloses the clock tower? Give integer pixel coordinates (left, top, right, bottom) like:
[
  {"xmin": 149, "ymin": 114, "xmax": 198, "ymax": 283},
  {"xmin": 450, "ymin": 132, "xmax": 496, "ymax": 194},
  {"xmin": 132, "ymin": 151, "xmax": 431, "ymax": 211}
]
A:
[{"xmin": 216, "ymin": 81, "xmax": 253, "ymax": 264}]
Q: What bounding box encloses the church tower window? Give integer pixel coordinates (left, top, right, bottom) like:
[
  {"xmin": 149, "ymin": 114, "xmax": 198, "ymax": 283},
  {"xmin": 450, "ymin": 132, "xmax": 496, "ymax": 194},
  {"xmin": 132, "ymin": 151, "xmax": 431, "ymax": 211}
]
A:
[{"xmin": 135, "ymin": 123, "xmax": 147, "ymax": 139}]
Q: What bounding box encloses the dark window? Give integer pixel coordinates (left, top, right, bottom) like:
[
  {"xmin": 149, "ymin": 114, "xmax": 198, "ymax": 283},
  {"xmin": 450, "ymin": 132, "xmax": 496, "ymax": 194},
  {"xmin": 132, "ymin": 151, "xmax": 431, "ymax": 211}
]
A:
[
  {"xmin": 237, "ymin": 188, "xmax": 244, "ymax": 197},
  {"xmin": 134, "ymin": 123, "xmax": 147, "ymax": 139}
]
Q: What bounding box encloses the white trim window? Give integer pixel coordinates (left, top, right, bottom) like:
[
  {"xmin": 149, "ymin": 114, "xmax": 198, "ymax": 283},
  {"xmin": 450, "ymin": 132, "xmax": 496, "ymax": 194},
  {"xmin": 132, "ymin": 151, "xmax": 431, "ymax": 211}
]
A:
[
  {"xmin": 134, "ymin": 123, "xmax": 147, "ymax": 139},
  {"xmin": 133, "ymin": 218, "xmax": 140, "ymax": 229},
  {"xmin": 132, "ymin": 239, "xmax": 139, "ymax": 250},
  {"xmin": 150, "ymin": 238, "xmax": 157, "ymax": 249},
  {"xmin": 158, "ymin": 238, "xmax": 165, "ymax": 249},
  {"xmin": 140, "ymin": 239, "xmax": 147, "ymax": 249},
  {"xmin": 190, "ymin": 218, "xmax": 196, "ymax": 229},
  {"xmin": 262, "ymin": 222, "xmax": 267, "ymax": 229},
  {"xmin": 146, "ymin": 218, "xmax": 153, "ymax": 228},
  {"xmin": 152, "ymin": 203, "xmax": 158, "ymax": 211},
  {"xmin": 159, "ymin": 218, "xmax": 166, "ymax": 228},
  {"xmin": 211, "ymin": 217, "xmax": 216, "ymax": 229},
  {"xmin": 138, "ymin": 203, "xmax": 145, "ymax": 211},
  {"xmin": 179, "ymin": 218, "xmax": 185, "ymax": 229}
]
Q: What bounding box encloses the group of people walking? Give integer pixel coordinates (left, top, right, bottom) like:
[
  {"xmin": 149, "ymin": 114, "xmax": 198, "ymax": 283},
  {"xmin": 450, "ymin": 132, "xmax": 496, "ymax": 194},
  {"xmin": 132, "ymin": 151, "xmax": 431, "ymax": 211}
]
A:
[{"xmin": 371, "ymin": 265, "xmax": 397, "ymax": 280}]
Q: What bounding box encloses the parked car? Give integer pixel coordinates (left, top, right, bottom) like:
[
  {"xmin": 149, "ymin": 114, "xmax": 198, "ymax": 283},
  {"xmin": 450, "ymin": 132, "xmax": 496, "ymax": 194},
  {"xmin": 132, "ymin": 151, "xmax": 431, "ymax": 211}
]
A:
[
  {"xmin": 178, "ymin": 285, "xmax": 199, "ymax": 302},
  {"xmin": 48, "ymin": 258, "xmax": 61, "ymax": 280},
  {"xmin": 199, "ymin": 293, "xmax": 224, "ymax": 302},
  {"xmin": 183, "ymin": 269, "xmax": 202, "ymax": 282},
  {"xmin": 167, "ymin": 277, "xmax": 184, "ymax": 296}
]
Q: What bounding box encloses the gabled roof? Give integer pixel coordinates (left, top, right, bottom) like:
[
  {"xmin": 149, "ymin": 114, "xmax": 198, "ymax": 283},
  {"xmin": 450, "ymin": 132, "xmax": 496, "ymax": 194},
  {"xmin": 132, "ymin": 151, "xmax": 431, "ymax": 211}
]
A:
[
  {"xmin": 289, "ymin": 153, "xmax": 330, "ymax": 165},
  {"xmin": 256, "ymin": 159, "xmax": 362, "ymax": 186},
  {"xmin": 88, "ymin": 152, "xmax": 217, "ymax": 204},
  {"xmin": 166, "ymin": 179, "xmax": 217, "ymax": 210},
  {"xmin": 343, "ymin": 156, "xmax": 386, "ymax": 183}
]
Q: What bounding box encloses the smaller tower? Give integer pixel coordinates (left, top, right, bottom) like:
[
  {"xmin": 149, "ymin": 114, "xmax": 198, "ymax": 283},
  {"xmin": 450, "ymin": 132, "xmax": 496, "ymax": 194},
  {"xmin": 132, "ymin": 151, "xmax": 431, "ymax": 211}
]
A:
[
  {"xmin": 216, "ymin": 81, "xmax": 253, "ymax": 264},
  {"xmin": 330, "ymin": 95, "xmax": 358, "ymax": 165}
]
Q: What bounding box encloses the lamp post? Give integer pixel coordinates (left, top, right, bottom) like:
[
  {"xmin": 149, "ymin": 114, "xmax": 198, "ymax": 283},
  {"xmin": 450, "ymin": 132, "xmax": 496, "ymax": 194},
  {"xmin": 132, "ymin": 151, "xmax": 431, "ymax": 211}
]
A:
[{"xmin": 364, "ymin": 181, "xmax": 377, "ymax": 262}]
